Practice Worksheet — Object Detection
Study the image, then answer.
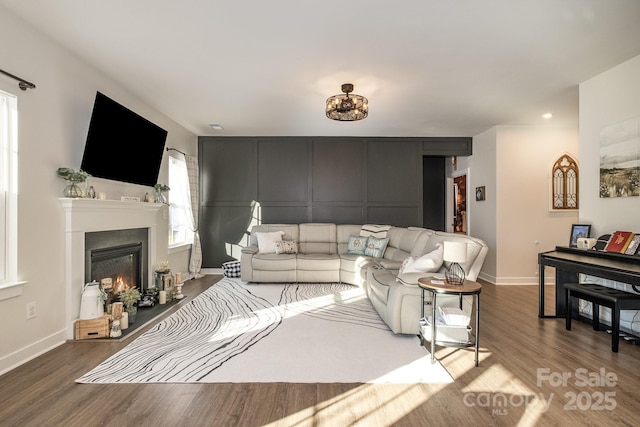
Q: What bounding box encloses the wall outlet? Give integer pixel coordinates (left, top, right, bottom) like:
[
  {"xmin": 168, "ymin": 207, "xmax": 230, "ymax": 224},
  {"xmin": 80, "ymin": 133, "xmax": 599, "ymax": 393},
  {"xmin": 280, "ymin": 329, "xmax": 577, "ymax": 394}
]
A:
[{"xmin": 26, "ymin": 301, "xmax": 37, "ymax": 319}]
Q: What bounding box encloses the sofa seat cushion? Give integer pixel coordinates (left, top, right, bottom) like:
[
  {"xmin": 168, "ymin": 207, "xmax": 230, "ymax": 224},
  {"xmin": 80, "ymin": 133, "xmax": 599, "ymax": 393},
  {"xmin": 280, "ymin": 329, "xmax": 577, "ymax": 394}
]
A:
[
  {"xmin": 251, "ymin": 253, "xmax": 297, "ymax": 271},
  {"xmin": 297, "ymin": 253, "xmax": 341, "ymax": 271}
]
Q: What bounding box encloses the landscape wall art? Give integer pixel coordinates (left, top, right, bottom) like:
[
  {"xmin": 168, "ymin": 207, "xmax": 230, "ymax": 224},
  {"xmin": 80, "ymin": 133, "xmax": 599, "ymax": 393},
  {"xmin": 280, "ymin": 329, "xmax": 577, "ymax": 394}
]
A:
[{"xmin": 599, "ymin": 116, "xmax": 640, "ymax": 198}]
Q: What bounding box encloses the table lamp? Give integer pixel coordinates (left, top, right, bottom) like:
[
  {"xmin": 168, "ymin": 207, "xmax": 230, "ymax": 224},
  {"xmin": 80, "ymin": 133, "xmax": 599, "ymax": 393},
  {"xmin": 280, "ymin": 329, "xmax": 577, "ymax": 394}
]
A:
[{"xmin": 444, "ymin": 241, "xmax": 467, "ymax": 285}]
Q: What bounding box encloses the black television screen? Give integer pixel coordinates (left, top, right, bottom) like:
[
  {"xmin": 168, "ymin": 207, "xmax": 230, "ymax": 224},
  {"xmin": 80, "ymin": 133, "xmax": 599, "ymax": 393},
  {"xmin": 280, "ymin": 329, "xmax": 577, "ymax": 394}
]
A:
[{"xmin": 81, "ymin": 91, "xmax": 168, "ymax": 187}]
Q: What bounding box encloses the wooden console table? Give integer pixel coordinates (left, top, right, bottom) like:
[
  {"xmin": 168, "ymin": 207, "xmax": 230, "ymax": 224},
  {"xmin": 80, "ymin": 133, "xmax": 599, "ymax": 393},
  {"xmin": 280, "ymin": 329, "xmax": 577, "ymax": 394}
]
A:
[{"xmin": 538, "ymin": 246, "xmax": 640, "ymax": 318}]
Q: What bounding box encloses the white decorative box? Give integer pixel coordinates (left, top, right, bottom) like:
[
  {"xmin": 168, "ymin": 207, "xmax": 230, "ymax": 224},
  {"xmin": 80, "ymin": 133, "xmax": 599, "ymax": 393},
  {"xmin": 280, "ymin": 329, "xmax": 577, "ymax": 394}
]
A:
[{"xmin": 420, "ymin": 315, "xmax": 470, "ymax": 343}]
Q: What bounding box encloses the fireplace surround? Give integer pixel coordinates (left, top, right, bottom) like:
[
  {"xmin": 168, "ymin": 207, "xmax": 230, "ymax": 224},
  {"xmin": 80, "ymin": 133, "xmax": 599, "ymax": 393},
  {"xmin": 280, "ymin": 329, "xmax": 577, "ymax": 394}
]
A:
[{"xmin": 60, "ymin": 198, "xmax": 167, "ymax": 339}]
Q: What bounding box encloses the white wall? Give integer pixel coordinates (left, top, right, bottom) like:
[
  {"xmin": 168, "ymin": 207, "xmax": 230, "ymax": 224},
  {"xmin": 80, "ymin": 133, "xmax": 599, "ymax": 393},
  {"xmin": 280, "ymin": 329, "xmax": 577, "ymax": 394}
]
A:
[
  {"xmin": 458, "ymin": 128, "xmax": 498, "ymax": 280},
  {"xmin": 458, "ymin": 125, "xmax": 579, "ymax": 285},
  {"xmin": 0, "ymin": 7, "xmax": 197, "ymax": 374},
  {"xmin": 579, "ymin": 55, "xmax": 640, "ymax": 235},
  {"xmin": 496, "ymin": 125, "xmax": 579, "ymax": 284}
]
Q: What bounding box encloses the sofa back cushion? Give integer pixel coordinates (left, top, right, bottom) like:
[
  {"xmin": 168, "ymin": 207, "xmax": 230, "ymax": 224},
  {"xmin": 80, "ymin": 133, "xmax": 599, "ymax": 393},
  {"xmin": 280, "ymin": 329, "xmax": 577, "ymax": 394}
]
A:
[
  {"xmin": 299, "ymin": 223, "xmax": 337, "ymax": 254},
  {"xmin": 383, "ymin": 227, "xmax": 433, "ymax": 261}
]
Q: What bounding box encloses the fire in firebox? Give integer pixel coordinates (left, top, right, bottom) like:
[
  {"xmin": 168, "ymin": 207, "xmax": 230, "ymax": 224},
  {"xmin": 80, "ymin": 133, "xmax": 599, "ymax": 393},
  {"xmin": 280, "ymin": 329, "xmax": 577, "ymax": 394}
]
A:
[{"xmin": 113, "ymin": 275, "xmax": 133, "ymax": 294}]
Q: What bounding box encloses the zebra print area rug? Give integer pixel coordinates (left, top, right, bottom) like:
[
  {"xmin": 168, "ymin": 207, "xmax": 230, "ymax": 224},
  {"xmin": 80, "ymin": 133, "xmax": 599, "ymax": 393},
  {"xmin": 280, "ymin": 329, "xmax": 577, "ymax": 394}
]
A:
[{"xmin": 76, "ymin": 278, "xmax": 452, "ymax": 383}]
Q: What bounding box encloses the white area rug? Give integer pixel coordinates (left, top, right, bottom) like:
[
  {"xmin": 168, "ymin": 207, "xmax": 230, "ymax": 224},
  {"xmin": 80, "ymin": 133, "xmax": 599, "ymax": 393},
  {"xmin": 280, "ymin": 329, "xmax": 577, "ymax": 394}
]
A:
[{"xmin": 76, "ymin": 278, "xmax": 452, "ymax": 384}]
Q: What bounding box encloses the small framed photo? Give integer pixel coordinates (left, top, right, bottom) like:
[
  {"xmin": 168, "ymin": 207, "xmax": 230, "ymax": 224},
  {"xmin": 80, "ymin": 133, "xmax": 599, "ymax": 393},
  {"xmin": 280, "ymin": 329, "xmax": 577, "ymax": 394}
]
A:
[
  {"xmin": 475, "ymin": 186, "xmax": 486, "ymax": 201},
  {"xmin": 570, "ymin": 224, "xmax": 591, "ymax": 247}
]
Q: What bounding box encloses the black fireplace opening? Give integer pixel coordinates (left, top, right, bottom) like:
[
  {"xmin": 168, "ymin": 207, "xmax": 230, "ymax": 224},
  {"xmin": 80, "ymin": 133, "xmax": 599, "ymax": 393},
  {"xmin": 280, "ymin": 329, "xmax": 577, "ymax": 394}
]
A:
[
  {"xmin": 90, "ymin": 243, "xmax": 143, "ymax": 294},
  {"xmin": 85, "ymin": 228, "xmax": 149, "ymax": 295}
]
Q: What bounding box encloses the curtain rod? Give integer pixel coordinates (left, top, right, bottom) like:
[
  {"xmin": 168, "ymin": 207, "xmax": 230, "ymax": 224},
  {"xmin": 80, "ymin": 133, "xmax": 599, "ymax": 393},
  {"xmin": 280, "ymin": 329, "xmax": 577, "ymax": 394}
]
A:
[
  {"xmin": 166, "ymin": 147, "xmax": 187, "ymax": 156},
  {"xmin": 0, "ymin": 68, "xmax": 36, "ymax": 90}
]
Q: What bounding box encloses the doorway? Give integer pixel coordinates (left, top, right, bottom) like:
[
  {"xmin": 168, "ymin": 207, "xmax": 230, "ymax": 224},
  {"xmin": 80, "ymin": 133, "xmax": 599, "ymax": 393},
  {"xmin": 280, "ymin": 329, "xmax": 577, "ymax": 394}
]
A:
[
  {"xmin": 422, "ymin": 157, "xmax": 446, "ymax": 231},
  {"xmin": 452, "ymin": 170, "xmax": 469, "ymax": 234}
]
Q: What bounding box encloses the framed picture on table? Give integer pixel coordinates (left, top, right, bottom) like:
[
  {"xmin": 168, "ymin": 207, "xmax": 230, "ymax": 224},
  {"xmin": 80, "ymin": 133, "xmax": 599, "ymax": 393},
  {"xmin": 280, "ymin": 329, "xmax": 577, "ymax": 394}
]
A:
[{"xmin": 569, "ymin": 224, "xmax": 591, "ymax": 247}]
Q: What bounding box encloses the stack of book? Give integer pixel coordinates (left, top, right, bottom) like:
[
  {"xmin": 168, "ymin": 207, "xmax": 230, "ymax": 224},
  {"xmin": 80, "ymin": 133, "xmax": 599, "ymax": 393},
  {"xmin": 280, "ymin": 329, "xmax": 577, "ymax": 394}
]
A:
[{"xmin": 604, "ymin": 231, "xmax": 640, "ymax": 255}]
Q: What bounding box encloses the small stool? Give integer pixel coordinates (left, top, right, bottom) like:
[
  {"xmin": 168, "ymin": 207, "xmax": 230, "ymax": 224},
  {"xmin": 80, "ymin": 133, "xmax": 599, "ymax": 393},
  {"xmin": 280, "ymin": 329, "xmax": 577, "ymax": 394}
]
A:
[{"xmin": 564, "ymin": 282, "xmax": 640, "ymax": 352}]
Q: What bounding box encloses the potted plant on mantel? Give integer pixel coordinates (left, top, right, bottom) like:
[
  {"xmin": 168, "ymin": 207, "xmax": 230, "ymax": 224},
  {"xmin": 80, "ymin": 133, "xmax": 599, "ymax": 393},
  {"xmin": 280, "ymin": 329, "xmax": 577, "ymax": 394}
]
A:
[
  {"xmin": 119, "ymin": 288, "xmax": 141, "ymax": 324},
  {"xmin": 56, "ymin": 167, "xmax": 90, "ymax": 198},
  {"xmin": 154, "ymin": 183, "xmax": 170, "ymax": 204}
]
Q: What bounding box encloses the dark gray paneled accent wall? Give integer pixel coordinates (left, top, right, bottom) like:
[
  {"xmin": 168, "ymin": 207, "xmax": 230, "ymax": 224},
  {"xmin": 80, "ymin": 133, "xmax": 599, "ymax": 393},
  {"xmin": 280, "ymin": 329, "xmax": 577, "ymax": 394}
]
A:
[{"xmin": 199, "ymin": 136, "xmax": 471, "ymax": 267}]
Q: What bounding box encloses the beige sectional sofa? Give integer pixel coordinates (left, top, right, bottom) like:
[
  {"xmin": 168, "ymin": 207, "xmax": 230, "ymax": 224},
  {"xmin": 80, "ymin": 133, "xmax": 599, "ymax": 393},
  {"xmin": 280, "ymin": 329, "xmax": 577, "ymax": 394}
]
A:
[{"xmin": 240, "ymin": 223, "xmax": 488, "ymax": 335}]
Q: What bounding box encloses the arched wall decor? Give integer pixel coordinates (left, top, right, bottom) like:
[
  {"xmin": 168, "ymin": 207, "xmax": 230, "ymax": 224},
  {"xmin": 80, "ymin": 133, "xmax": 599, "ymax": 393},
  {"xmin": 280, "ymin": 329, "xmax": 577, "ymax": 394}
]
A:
[{"xmin": 552, "ymin": 153, "xmax": 579, "ymax": 210}]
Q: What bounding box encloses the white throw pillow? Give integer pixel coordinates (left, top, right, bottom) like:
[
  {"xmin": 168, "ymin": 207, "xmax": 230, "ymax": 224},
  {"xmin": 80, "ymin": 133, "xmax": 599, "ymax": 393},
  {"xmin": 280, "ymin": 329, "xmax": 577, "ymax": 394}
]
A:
[
  {"xmin": 255, "ymin": 231, "xmax": 285, "ymax": 254},
  {"xmin": 400, "ymin": 244, "xmax": 444, "ymax": 274},
  {"xmin": 399, "ymin": 256, "xmax": 416, "ymax": 274}
]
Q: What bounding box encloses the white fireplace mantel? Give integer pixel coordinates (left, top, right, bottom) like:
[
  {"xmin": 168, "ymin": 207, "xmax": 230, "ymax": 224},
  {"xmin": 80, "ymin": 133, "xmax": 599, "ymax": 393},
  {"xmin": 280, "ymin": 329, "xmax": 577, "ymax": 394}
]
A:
[{"xmin": 60, "ymin": 198, "xmax": 168, "ymax": 339}]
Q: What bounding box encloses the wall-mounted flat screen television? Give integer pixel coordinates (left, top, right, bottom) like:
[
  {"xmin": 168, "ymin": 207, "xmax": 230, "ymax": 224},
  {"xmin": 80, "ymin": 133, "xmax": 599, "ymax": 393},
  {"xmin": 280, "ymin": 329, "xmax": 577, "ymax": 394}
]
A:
[{"xmin": 81, "ymin": 91, "xmax": 168, "ymax": 187}]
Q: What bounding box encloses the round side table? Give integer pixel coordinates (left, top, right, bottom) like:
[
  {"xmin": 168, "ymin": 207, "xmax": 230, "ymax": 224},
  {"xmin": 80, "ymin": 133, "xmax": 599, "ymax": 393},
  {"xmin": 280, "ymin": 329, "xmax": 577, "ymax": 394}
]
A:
[{"xmin": 417, "ymin": 277, "xmax": 482, "ymax": 367}]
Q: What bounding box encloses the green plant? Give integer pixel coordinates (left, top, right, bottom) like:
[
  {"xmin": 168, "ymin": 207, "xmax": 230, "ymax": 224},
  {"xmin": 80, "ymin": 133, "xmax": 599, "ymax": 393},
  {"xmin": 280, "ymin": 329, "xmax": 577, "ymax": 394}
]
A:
[
  {"xmin": 56, "ymin": 167, "xmax": 90, "ymax": 183},
  {"xmin": 155, "ymin": 260, "xmax": 170, "ymax": 273},
  {"xmin": 154, "ymin": 183, "xmax": 170, "ymax": 192},
  {"xmin": 119, "ymin": 288, "xmax": 141, "ymax": 313}
]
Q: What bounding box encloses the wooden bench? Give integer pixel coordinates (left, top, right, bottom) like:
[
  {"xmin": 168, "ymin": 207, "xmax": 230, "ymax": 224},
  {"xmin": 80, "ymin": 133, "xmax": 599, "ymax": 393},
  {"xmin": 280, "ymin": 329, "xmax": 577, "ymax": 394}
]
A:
[{"xmin": 564, "ymin": 282, "xmax": 640, "ymax": 352}]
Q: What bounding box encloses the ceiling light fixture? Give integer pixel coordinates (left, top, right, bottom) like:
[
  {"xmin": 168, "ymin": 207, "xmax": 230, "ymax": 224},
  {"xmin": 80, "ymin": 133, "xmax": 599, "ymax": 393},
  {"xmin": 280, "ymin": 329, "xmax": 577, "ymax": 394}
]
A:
[
  {"xmin": 209, "ymin": 123, "xmax": 224, "ymax": 130},
  {"xmin": 326, "ymin": 83, "xmax": 368, "ymax": 121},
  {"xmin": 542, "ymin": 113, "xmax": 553, "ymax": 119}
]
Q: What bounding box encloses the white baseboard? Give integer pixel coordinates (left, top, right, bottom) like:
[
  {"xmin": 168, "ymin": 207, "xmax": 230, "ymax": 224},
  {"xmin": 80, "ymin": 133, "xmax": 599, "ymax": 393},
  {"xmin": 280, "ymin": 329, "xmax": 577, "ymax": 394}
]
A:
[
  {"xmin": 478, "ymin": 272, "xmax": 547, "ymax": 286},
  {"xmin": 0, "ymin": 329, "xmax": 67, "ymax": 376}
]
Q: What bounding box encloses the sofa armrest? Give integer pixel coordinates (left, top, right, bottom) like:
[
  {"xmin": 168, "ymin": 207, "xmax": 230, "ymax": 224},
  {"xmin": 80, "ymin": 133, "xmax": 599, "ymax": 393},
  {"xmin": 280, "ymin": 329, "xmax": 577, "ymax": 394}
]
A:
[
  {"xmin": 241, "ymin": 245, "xmax": 258, "ymax": 255},
  {"xmin": 396, "ymin": 272, "xmax": 442, "ymax": 286},
  {"xmin": 379, "ymin": 259, "xmax": 402, "ymax": 270}
]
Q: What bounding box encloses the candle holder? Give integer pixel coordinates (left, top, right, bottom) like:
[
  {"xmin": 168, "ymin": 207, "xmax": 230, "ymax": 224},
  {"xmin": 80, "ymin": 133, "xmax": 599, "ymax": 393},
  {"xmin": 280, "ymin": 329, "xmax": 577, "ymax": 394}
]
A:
[
  {"xmin": 174, "ymin": 272, "xmax": 184, "ymax": 299},
  {"xmin": 175, "ymin": 283, "xmax": 184, "ymax": 299}
]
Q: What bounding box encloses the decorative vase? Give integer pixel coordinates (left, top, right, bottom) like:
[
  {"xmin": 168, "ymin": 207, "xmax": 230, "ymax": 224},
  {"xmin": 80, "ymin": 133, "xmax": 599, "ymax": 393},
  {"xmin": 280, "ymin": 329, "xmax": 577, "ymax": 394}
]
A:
[
  {"xmin": 63, "ymin": 182, "xmax": 84, "ymax": 198},
  {"xmin": 155, "ymin": 190, "xmax": 167, "ymax": 204}
]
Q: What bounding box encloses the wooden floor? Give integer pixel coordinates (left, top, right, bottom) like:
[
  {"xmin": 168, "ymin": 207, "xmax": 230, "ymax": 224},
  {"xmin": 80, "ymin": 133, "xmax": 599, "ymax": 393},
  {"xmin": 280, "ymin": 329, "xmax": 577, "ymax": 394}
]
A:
[{"xmin": 2, "ymin": 276, "xmax": 639, "ymax": 427}]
